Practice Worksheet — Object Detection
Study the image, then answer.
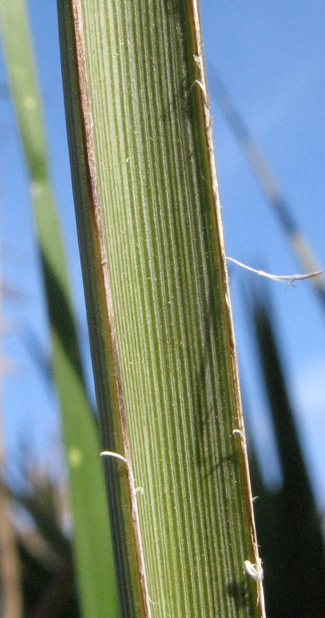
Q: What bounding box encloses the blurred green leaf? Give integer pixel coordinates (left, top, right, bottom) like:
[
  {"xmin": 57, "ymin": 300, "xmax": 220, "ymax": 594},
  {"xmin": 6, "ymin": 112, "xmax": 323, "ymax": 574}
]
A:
[
  {"xmin": 0, "ymin": 1, "xmax": 118, "ymax": 616},
  {"xmin": 251, "ymin": 294, "xmax": 325, "ymax": 617}
]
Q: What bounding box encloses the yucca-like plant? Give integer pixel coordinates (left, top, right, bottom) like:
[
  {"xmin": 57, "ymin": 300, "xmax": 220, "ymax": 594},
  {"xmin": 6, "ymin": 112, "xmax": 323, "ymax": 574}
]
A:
[
  {"xmin": 56, "ymin": 1, "xmax": 265, "ymax": 616},
  {"xmin": 3, "ymin": 1, "xmax": 325, "ymax": 615},
  {"xmin": 0, "ymin": 0, "xmax": 268, "ymax": 615}
]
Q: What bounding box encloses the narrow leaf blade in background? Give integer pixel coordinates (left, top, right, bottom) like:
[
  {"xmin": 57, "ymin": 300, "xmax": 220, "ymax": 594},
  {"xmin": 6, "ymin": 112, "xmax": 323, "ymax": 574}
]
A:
[
  {"xmin": 252, "ymin": 295, "xmax": 325, "ymax": 617},
  {"xmin": 0, "ymin": 1, "xmax": 119, "ymax": 616}
]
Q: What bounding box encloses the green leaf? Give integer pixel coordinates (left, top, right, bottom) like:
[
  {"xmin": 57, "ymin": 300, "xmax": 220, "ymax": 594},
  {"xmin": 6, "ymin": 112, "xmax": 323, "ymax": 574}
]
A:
[
  {"xmin": 0, "ymin": 1, "xmax": 118, "ymax": 616},
  {"xmin": 252, "ymin": 295, "xmax": 325, "ymax": 617},
  {"xmin": 57, "ymin": 1, "xmax": 265, "ymax": 616}
]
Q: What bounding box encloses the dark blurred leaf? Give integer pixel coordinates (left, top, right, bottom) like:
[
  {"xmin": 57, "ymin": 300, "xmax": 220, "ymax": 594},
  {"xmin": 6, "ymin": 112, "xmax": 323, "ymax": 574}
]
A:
[{"xmin": 251, "ymin": 294, "xmax": 325, "ymax": 617}]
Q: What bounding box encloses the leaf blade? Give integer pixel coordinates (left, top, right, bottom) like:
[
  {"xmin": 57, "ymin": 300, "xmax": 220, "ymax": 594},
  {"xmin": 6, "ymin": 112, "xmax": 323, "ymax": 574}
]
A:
[
  {"xmin": 0, "ymin": 1, "xmax": 119, "ymax": 615},
  {"xmin": 58, "ymin": 0, "xmax": 264, "ymax": 615}
]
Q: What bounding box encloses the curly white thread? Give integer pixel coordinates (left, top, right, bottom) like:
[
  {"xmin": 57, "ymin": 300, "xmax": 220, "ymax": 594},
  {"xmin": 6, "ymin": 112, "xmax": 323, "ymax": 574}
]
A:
[
  {"xmin": 227, "ymin": 257, "xmax": 325, "ymax": 286},
  {"xmin": 244, "ymin": 558, "xmax": 264, "ymax": 583}
]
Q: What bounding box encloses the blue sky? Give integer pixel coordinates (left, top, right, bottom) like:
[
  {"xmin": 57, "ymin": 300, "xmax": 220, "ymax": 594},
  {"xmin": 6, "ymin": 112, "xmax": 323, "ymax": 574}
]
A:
[
  {"xmin": 201, "ymin": 1, "xmax": 325, "ymax": 499},
  {"xmin": 1, "ymin": 2, "xmax": 325, "ymax": 503}
]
